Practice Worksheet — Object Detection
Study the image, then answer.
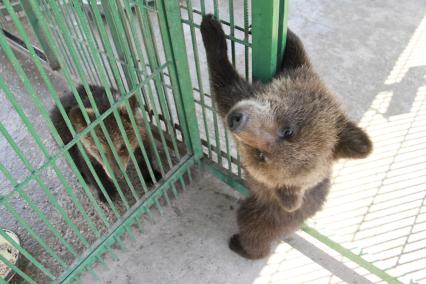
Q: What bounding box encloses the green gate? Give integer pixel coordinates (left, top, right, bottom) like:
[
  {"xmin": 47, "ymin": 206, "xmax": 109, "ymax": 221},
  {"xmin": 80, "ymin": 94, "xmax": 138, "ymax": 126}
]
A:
[{"xmin": 0, "ymin": 0, "xmax": 403, "ymax": 283}]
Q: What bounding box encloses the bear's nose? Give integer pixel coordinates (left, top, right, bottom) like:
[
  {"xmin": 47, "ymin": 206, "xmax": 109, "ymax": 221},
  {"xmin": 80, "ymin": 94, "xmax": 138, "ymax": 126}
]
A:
[{"xmin": 227, "ymin": 111, "xmax": 248, "ymax": 131}]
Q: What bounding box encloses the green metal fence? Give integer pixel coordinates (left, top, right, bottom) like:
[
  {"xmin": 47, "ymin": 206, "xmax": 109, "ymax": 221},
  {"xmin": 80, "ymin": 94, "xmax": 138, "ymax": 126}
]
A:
[{"xmin": 0, "ymin": 0, "xmax": 406, "ymax": 283}]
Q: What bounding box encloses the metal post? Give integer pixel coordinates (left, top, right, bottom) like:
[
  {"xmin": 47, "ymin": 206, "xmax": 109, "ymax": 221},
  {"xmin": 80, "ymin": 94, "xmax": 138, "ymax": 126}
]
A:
[
  {"xmin": 251, "ymin": 0, "xmax": 288, "ymax": 83},
  {"xmin": 157, "ymin": 0, "xmax": 203, "ymax": 159}
]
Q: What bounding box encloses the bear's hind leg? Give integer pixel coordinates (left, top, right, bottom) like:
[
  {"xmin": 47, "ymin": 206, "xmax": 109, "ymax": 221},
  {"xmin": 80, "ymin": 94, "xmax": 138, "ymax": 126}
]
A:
[{"xmin": 230, "ymin": 196, "xmax": 283, "ymax": 259}]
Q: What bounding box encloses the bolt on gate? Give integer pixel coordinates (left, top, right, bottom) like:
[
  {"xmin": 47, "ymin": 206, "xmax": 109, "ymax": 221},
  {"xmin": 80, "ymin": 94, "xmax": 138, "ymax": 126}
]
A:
[{"xmin": 0, "ymin": 0, "xmax": 402, "ymax": 283}]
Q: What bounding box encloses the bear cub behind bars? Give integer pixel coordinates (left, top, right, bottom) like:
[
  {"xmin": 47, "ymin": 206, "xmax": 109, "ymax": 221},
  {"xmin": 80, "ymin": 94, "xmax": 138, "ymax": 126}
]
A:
[
  {"xmin": 50, "ymin": 85, "xmax": 161, "ymax": 202},
  {"xmin": 200, "ymin": 15, "xmax": 372, "ymax": 259}
]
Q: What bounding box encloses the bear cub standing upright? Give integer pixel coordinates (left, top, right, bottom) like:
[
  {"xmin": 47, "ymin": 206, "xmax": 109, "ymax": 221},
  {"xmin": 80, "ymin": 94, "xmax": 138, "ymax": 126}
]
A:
[
  {"xmin": 200, "ymin": 15, "xmax": 372, "ymax": 259},
  {"xmin": 51, "ymin": 85, "xmax": 161, "ymax": 202}
]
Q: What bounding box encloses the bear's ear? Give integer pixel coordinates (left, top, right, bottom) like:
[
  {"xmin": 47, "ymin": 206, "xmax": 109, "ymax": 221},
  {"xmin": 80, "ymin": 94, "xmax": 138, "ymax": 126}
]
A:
[
  {"xmin": 69, "ymin": 106, "xmax": 95, "ymax": 132},
  {"xmin": 334, "ymin": 120, "xmax": 372, "ymax": 159}
]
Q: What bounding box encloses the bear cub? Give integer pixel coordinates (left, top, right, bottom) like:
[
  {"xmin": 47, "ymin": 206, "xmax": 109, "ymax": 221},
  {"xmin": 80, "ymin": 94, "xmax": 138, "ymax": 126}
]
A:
[
  {"xmin": 201, "ymin": 15, "xmax": 372, "ymax": 259},
  {"xmin": 50, "ymin": 85, "xmax": 161, "ymax": 202}
]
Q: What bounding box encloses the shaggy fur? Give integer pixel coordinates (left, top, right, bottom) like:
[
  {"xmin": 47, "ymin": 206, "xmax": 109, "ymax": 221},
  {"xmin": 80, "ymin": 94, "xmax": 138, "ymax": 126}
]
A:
[
  {"xmin": 50, "ymin": 85, "xmax": 160, "ymax": 201},
  {"xmin": 201, "ymin": 15, "xmax": 372, "ymax": 259}
]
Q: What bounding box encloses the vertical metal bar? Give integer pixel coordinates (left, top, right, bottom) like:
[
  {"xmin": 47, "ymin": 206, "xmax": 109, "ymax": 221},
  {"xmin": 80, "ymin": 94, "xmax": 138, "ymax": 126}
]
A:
[
  {"xmin": 208, "ymin": 6, "xmax": 223, "ymax": 166},
  {"xmin": 131, "ymin": 0, "xmax": 182, "ymax": 164},
  {"xmin": 243, "ymin": 0, "xmax": 249, "ymax": 80},
  {"xmin": 277, "ymin": 0, "xmax": 289, "ymax": 67},
  {"xmin": 251, "ymin": 0, "xmax": 288, "ymax": 82},
  {"xmin": 184, "ymin": 0, "xmax": 212, "ymax": 158},
  {"xmin": 229, "ymin": 0, "xmax": 236, "ymax": 65},
  {"xmin": 20, "ymin": 0, "xmax": 60, "ymax": 70},
  {"xmin": 156, "ymin": 0, "xmax": 203, "ymax": 160}
]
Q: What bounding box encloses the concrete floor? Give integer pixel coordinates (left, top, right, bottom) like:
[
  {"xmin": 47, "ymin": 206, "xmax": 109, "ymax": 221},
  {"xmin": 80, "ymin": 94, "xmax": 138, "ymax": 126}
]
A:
[
  {"xmin": 1, "ymin": 0, "xmax": 426, "ymax": 283},
  {"xmin": 80, "ymin": 172, "xmax": 374, "ymax": 284}
]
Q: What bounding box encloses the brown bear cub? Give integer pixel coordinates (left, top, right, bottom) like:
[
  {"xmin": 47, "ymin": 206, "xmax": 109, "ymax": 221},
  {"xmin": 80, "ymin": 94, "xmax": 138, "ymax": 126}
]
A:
[
  {"xmin": 201, "ymin": 15, "xmax": 372, "ymax": 259},
  {"xmin": 50, "ymin": 85, "xmax": 161, "ymax": 202}
]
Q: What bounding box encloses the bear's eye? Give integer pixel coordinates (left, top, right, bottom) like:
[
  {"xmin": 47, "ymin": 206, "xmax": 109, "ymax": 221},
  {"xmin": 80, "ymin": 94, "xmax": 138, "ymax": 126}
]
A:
[{"xmin": 278, "ymin": 127, "xmax": 294, "ymax": 140}]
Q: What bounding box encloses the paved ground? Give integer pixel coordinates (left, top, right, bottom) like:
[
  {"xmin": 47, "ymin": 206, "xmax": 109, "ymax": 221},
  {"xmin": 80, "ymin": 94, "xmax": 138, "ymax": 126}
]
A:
[{"xmin": 1, "ymin": 0, "xmax": 425, "ymax": 283}]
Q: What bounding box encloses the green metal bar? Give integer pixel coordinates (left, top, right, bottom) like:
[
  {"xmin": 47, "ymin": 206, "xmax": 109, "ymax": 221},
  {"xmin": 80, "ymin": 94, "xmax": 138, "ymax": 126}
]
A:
[
  {"xmin": 60, "ymin": 3, "xmax": 100, "ymax": 84},
  {"xmin": 229, "ymin": 0, "xmax": 236, "ymax": 65},
  {"xmin": 203, "ymin": 160, "xmax": 250, "ymax": 197},
  {"xmin": 180, "ymin": 19, "xmax": 251, "ymax": 47},
  {"xmin": 20, "ymin": 0, "xmax": 60, "ymax": 70},
  {"xmin": 135, "ymin": 0, "xmax": 182, "ymax": 158},
  {"xmin": 251, "ymin": 0, "xmax": 287, "ymax": 82},
  {"xmin": 301, "ymin": 225, "xmax": 402, "ymax": 284},
  {"xmin": 200, "ymin": 0, "xmax": 206, "ymax": 15},
  {"xmin": 131, "ymin": 0, "xmax": 182, "ymax": 164},
  {"xmin": 213, "ymin": 0, "xmax": 219, "ymax": 18},
  {"xmin": 156, "ymin": 0, "xmax": 203, "ymax": 160},
  {"xmin": 131, "ymin": 0, "xmax": 176, "ymax": 130},
  {"xmin": 277, "ymin": 0, "xmax": 289, "ymax": 67},
  {"xmin": 243, "ymin": 0, "xmax": 249, "ymax": 80},
  {"xmin": 184, "ymin": 0, "xmax": 212, "ymax": 158},
  {"xmin": 57, "ymin": 156, "xmax": 196, "ymax": 283}
]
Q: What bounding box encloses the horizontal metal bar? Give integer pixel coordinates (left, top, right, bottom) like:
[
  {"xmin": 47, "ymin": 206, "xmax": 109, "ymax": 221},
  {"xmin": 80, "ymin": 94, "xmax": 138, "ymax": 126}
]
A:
[
  {"xmin": 180, "ymin": 19, "xmax": 251, "ymax": 47},
  {"xmin": 301, "ymin": 225, "xmax": 402, "ymax": 284},
  {"xmin": 179, "ymin": 6, "xmax": 250, "ymax": 35},
  {"xmin": 203, "ymin": 160, "xmax": 249, "ymax": 196}
]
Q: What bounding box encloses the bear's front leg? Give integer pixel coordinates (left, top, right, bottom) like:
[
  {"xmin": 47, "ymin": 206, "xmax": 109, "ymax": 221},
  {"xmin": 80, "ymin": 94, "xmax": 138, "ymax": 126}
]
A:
[
  {"xmin": 200, "ymin": 15, "xmax": 253, "ymax": 117},
  {"xmin": 229, "ymin": 196, "xmax": 284, "ymax": 259}
]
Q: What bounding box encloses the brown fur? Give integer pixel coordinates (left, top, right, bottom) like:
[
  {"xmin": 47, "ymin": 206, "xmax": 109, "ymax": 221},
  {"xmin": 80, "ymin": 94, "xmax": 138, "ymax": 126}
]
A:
[
  {"xmin": 201, "ymin": 15, "xmax": 372, "ymax": 259},
  {"xmin": 50, "ymin": 85, "xmax": 161, "ymax": 201}
]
